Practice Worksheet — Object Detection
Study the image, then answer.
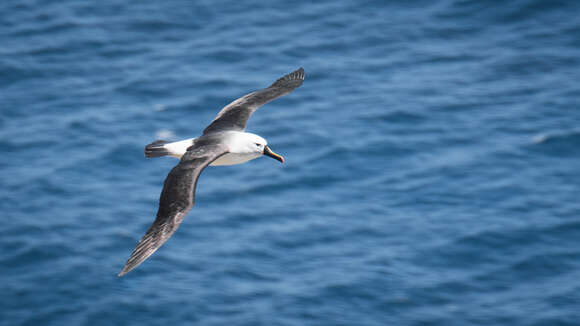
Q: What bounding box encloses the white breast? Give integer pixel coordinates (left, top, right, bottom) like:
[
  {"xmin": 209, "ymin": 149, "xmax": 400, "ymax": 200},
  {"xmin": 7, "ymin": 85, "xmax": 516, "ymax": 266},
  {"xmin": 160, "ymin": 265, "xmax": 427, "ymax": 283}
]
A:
[{"xmin": 210, "ymin": 152, "xmax": 261, "ymax": 166}]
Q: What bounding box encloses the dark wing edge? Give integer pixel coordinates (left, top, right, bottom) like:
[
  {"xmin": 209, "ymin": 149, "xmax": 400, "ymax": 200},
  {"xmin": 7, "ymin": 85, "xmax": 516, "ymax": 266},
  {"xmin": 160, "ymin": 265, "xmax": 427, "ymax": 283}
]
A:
[
  {"xmin": 118, "ymin": 144, "xmax": 227, "ymax": 277},
  {"xmin": 268, "ymin": 67, "xmax": 305, "ymax": 89},
  {"xmin": 202, "ymin": 67, "xmax": 305, "ymax": 134}
]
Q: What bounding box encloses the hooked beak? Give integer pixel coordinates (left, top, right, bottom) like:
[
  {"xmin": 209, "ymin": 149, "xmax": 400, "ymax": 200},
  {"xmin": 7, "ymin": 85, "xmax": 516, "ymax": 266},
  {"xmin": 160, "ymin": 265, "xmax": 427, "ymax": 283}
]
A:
[{"xmin": 263, "ymin": 145, "xmax": 284, "ymax": 163}]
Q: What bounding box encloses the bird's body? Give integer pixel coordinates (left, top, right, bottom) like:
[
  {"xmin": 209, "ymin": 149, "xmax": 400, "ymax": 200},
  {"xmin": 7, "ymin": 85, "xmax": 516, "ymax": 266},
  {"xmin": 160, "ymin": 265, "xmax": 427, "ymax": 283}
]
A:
[
  {"xmin": 118, "ymin": 68, "xmax": 305, "ymax": 276},
  {"xmin": 145, "ymin": 131, "xmax": 267, "ymax": 165}
]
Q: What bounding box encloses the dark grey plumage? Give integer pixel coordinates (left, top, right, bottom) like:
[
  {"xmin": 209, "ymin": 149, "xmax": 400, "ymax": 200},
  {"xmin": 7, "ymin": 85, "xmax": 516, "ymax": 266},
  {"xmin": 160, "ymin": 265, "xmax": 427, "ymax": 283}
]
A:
[
  {"xmin": 118, "ymin": 68, "xmax": 305, "ymax": 276},
  {"xmin": 118, "ymin": 143, "xmax": 227, "ymax": 277},
  {"xmin": 203, "ymin": 67, "xmax": 305, "ymax": 134}
]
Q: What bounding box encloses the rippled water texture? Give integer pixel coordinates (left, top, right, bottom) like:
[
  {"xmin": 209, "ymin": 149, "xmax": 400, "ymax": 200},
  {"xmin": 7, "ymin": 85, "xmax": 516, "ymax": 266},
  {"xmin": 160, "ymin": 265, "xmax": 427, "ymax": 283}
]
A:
[{"xmin": 2, "ymin": 0, "xmax": 580, "ymax": 325}]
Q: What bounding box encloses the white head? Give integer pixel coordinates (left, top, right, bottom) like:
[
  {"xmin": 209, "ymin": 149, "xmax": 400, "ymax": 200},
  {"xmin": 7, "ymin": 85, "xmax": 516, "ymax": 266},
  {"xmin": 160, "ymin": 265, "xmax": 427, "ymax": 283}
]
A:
[{"xmin": 227, "ymin": 132, "xmax": 284, "ymax": 163}]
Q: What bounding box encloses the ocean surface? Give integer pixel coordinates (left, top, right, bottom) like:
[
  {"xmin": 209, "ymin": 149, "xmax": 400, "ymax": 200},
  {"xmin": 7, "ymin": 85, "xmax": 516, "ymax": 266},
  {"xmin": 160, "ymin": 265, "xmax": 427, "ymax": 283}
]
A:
[{"xmin": 2, "ymin": 0, "xmax": 580, "ymax": 325}]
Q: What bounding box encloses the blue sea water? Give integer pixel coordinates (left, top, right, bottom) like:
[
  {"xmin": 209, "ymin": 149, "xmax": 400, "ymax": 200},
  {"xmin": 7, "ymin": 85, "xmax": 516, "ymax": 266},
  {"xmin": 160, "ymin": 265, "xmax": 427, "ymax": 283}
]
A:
[{"xmin": 2, "ymin": 0, "xmax": 580, "ymax": 325}]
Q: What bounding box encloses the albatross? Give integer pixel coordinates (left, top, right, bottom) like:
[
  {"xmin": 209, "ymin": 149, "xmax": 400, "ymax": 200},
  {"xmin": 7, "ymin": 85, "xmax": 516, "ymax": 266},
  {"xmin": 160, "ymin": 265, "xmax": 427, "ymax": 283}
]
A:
[{"xmin": 118, "ymin": 67, "xmax": 305, "ymax": 276}]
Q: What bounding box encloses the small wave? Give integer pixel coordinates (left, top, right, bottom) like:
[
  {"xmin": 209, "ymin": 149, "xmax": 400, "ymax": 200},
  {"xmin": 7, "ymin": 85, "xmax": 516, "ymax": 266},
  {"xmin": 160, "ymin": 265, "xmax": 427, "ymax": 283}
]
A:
[
  {"xmin": 531, "ymin": 130, "xmax": 580, "ymax": 144},
  {"xmin": 153, "ymin": 104, "xmax": 168, "ymax": 112},
  {"xmin": 155, "ymin": 129, "xmax": 176, "ymax": 139},
  {"xmin": 529, "ymin": 129, "xmax": 580, "ymax": 157}
]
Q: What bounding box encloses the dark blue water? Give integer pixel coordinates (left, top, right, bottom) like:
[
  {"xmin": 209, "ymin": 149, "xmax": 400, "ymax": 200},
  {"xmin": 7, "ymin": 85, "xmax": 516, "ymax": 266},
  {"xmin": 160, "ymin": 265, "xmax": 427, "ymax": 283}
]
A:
[{"xmin": 2, "ymin": 0, "xmax": 580, "ymax": 325}]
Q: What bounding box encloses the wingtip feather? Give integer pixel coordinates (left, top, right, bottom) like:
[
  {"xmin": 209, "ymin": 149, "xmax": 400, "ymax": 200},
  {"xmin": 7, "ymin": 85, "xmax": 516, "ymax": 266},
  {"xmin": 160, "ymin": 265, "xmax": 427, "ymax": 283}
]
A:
[
  {"xmin": 270, "ymin": 67, "xmax": 306, "ymax": 89},
  {"xmin": 117, "ymin": 237, "xmax": 161, "ymax": 277},
  {"xmin": 117, "ymin": 260, "xmax": 136, "ymax": 277}
]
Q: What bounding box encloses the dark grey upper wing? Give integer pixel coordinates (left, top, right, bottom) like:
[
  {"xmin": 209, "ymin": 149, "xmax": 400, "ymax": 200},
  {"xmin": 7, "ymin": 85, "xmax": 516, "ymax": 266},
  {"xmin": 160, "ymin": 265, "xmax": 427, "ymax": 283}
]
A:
[
  {"xmin": 118, "ymin": 143, "xmax": 227, "ymax": 277},
  {"xmin": 202, "ymin": 67, "xmax": 305, "ymax": 135}
]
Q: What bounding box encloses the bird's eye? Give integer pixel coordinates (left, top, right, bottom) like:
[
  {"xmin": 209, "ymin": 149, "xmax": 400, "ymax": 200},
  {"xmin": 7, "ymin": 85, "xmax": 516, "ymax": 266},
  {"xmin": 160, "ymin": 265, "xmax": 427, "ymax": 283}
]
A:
[{"xmin": 255, "ymin": 143, "xmax": 261, "ymax": 147}]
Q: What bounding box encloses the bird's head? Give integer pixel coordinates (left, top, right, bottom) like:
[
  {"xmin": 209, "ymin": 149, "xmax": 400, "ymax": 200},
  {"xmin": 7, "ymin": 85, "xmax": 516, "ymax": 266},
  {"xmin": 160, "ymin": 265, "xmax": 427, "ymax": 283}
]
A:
[{"xmin": 237, "ymin": 133, "xmax": 284, "ymax": 163}]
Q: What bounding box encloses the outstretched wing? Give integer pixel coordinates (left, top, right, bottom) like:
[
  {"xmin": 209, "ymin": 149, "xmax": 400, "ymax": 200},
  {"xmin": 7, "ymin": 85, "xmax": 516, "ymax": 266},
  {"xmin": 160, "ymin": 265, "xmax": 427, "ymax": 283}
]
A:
[
  {"xmin": 118, "ymin": 143, "xmax": 228, "ymax": 276},
  {"xmin": 202, "ymin": 67, "xmax": 305, "ymax": 134}
]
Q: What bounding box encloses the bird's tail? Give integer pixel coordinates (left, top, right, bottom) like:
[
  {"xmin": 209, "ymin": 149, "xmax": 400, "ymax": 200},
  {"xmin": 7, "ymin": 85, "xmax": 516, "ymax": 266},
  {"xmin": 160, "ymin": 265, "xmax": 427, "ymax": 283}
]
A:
[{"xmin": 144, "ymin": 140, "xmax": 170, "ymax": 158}]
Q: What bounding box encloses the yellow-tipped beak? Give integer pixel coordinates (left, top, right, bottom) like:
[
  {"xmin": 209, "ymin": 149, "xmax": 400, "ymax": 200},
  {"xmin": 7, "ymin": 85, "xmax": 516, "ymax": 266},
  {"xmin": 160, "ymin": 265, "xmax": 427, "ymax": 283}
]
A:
[{"xmin": 263, "ymin": 145, "xmax": 284, "ymax": 163}]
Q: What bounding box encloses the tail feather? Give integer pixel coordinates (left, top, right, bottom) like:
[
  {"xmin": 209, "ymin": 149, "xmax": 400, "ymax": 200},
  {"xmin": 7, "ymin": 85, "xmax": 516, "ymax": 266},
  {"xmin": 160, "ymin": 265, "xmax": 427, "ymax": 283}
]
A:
[{"xmin": 145, "ymin": 140, "xmax": 170, "ymax": 158}]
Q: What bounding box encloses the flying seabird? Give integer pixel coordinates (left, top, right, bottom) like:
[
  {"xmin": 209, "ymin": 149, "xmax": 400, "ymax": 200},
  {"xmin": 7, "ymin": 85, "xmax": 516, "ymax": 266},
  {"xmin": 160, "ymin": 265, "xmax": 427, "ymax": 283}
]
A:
[{"xmin": 118, "ymin": 67, "xmax": 305, "ymax": 276}]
